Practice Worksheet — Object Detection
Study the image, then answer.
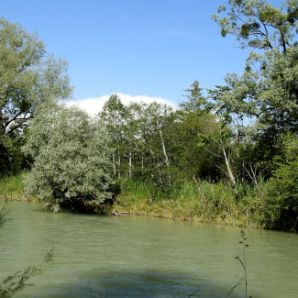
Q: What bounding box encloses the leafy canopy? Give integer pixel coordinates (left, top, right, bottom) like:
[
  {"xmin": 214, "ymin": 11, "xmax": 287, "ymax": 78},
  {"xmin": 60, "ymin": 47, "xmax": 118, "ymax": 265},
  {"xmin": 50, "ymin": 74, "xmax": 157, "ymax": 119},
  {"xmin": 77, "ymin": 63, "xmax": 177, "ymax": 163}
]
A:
[
  {"xmin": 0, "ymin": 18, "xmax": 72, "ymax": 176},
  {"xmin": 23, "ymin": 104, "xmax": 114, "ymax": 213},
  {"xmin": 213, "ymin": 0, "xmax": 298, "ymax": 53}
]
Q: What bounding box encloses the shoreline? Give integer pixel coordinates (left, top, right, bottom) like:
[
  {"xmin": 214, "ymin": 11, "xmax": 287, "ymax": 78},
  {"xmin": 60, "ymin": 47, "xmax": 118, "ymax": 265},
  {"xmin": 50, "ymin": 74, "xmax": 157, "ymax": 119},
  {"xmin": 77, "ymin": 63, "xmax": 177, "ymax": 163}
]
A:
[
  {"xmin": 0, "ymin": 194, "xmax": 258, "ymax": 228},
  {"xmin": 114, "ymin": 201, "xmax": 261, "ymax": 229},
  {"xmin": 2, "ymin": 195, "xmax": 297, "ymax": 234}
]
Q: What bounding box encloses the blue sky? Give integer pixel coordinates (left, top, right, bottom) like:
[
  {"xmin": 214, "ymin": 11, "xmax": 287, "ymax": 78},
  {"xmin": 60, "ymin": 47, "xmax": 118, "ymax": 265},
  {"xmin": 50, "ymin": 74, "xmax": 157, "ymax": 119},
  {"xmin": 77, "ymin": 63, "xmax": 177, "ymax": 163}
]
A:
[{"xmin": 1, "ymin": 0, "xmax": 281, "ymax": 105}]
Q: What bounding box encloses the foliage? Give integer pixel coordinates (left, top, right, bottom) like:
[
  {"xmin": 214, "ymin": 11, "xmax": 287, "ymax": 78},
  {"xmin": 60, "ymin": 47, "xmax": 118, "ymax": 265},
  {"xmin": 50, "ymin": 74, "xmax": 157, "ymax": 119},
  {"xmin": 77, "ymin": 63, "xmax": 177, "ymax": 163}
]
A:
[
  {"xmin": 211, "ymin": 0, "xmax": 298, "ymax": 178},
  {"xmin": 100, "ymin": 95, "xmax": 176, "ymax": 181},
  {"xmin": 264, "ymin": 134, "xmax": 298, "ymax": 232},
  {"xmin": 117, "ymin": 178, "xmax": 266, "ymax": 226},
  {"xmin": 0, "ymin": 18, "xmax": 71, "ymax": 176},
  {"xmin": 0, "ymin": 248, "xmax": 54, "ymax": 298},
  {"xmin": 0, "ymin": 209, "xmax": 54, "ymax": 298},
  {"xmin": 0, "ymin": 205, "xmax": 54, "ymax": 298},
  {"xmin": 23, "ymin": 105, "xmax": 114, "ymax": 213},
  {"xmin": 100, "ymin": 93, "xmax": 223, "ymax": 184},
  {"xmin": 180, "ymin": 81, "xmax": 208, "ymax": 112},
  {"xmin": 213, "ymin": 0, "xmax": 297, "ymax": 53},
  {"xmin": 226, "ymin": 230, "xmax": 251, "ymax": 298},
  {"xmin": 0, "ymin": 2, "xmax": 297, "ymax": 233},
  {"xmin": 0, "ymin": 174, "xmax": 25, "ymax": 200}
]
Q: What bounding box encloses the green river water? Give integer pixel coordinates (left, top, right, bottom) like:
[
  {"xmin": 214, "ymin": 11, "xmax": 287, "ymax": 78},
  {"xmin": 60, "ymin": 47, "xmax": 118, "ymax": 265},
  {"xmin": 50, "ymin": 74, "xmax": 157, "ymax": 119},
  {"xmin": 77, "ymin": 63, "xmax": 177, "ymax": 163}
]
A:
[{"xmin": 0, "ymin": 202, "xmax": 297, "ymax": 298}]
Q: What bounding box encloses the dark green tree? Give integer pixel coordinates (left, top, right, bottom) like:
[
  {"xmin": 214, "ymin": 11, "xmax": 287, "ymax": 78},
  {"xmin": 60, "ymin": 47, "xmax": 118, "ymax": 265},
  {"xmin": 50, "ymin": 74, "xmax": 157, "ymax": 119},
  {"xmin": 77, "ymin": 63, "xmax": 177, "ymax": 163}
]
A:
[
  {"xmin": 180, "ymin": 81, "xmax": 207, "ymax": 112},
  {"xmin": 265, "ymin": 134, "xmax": 298, "ymax": 231}
]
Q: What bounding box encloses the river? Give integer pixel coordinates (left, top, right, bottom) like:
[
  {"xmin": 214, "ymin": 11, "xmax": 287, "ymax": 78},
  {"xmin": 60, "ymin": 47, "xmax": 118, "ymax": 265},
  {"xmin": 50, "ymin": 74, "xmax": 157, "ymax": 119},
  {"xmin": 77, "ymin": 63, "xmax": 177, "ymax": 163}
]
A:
[{"xmin": 0, "ymin": 202, "xmax": 297, "ymax": 298}]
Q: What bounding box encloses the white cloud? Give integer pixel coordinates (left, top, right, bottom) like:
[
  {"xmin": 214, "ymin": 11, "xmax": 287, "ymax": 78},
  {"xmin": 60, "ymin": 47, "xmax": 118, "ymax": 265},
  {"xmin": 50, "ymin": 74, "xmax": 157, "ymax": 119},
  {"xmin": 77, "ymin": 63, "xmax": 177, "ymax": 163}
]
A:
[{"xmin": 65, "ymin": 92, "xmax": 176, "ymax": 116}]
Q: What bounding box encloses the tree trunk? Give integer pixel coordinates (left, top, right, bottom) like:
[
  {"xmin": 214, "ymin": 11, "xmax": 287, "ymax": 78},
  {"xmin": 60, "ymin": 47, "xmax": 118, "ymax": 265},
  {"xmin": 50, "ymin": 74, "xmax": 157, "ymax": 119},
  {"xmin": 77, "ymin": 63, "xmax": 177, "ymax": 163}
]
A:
[
  {"xmin": 221, "ymin": 141, "xmax": 236, "ymax": 186},
  {"xmin": 159, "ymin": 128, "xmax": 170, "ymax": 167},
  {"xmin": 141, "ymin": 153, "xmax": 144, "ymax": 174},
  {"xmin": 118, "ymin": 151, "xmax": 121, "ymax": 179},
  {"xmin": 128, "ymin": 149, "xmax": 132, "ymax": 179},
  {"xmin": 112, "ymin": 152, "xmax": 116, "ymax": 176}
]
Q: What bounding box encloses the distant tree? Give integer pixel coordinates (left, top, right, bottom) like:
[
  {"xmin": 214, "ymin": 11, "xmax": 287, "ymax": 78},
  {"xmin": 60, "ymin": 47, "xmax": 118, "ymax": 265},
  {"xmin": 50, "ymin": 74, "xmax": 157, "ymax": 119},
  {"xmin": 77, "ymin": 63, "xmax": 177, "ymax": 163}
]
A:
[
  {"xmin": 144, "ymin": 102, "xmax": 173, "ymax": 169},
  {"xmin": 100, "ymin": 95, "xmax": 127, "ymax": 178},
  {"xmin": 23, "ymin": 105, "xmax": 113, "ymax": 213},
  {"xmin": 180, "ymin": 81, "xmax": 208, "ymax": 112},
  {"xmin": 100, "ymin": 97, "xmax": 175, "ymax": 181},
  {"xmin": 176, "ymin": 86, "xmax": 223, "ymax": 180},
  {"xmin": 0, "ymin": 18, "xmax": 72, "ymax": 176}
]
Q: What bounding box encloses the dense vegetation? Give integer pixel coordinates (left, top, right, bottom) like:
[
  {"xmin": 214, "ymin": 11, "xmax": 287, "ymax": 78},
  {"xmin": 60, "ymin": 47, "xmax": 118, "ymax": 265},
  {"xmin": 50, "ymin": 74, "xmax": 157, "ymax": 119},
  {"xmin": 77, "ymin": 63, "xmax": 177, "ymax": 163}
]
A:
[
  {"xmin": 0, "ymin": 0, "xmax": 297, "ymax": 232},
  {"xmin": 23, "ymin": 104, "xmax": 114, "ymax": 213}
]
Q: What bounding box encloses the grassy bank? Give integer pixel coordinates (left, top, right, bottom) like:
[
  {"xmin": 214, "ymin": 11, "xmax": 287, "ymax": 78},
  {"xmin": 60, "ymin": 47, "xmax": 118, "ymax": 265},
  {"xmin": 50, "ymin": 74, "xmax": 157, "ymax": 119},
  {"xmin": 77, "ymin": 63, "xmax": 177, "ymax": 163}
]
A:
[
  {"xmin": 115, "ymin": 179, "xmax": 267, "ymax": 228},
  {"xmin": 0, "ymin": 174, "xmax": 32, "ymax": 201},
  {"xmin": 0, "ymin": 174, "xmax": 267, "ymax": 229}
]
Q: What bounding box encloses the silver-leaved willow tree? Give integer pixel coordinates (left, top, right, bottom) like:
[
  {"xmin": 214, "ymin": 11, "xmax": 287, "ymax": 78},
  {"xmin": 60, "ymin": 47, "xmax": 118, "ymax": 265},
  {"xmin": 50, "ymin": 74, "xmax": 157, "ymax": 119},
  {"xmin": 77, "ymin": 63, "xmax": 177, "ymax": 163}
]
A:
[{"xmin": 23, "ymin": 104, "xmax": 114, "ymax": 213}]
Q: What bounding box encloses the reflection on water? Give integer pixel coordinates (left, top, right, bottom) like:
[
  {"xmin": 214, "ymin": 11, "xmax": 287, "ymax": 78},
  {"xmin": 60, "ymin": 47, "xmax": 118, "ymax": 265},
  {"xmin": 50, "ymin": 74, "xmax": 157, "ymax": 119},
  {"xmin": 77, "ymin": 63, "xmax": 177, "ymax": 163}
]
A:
[{"xmin": 0, "ymin": 202, "xmax": 297, "ymax": 298}]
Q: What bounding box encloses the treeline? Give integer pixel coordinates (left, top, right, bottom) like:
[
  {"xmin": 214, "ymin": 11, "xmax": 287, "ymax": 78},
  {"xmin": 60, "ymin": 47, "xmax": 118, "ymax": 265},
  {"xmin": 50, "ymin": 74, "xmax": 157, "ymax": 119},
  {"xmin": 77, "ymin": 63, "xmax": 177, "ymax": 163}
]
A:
[
  {"xmin": 0, "ymin": 0, "xmax": 297, "ymax": 231},
  {"xmin": 100, "ymin": 91, "xmax": 226, "ymax": 187}
]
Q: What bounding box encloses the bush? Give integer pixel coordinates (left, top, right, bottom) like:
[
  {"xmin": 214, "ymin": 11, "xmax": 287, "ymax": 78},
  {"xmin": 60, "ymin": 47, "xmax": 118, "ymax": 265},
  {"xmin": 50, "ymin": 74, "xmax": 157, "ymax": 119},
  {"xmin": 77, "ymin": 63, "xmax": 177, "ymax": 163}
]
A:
[
  {"xmin": 264, "ymin": 135, "xmax": 298, "ymax": 232},
  {"xmin": 23, "ymin": 104, "xmax": 114, "ymax": 213},
  {"xmin": 0, "ymin": 174, "xmax": 24, "ymax": 199}
]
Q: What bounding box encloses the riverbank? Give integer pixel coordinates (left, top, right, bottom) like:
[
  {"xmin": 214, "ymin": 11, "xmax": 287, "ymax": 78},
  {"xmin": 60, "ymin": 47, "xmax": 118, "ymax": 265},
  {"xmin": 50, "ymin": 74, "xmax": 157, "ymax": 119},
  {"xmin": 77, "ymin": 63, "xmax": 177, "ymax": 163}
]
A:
[
  {"xmin": 114, "ymin": 179, "xmax": 266, "ymax": 229},
  {"xmin": 0, "ymin": 174, "xmax": 36, "ymax": 202},
  {"xmin": 0, "ymin": 175, "xmax": 271, "ymax": 230},
  {"xmin": 0, "ymin": 174, "xmax": 26, "ymax": 201}
]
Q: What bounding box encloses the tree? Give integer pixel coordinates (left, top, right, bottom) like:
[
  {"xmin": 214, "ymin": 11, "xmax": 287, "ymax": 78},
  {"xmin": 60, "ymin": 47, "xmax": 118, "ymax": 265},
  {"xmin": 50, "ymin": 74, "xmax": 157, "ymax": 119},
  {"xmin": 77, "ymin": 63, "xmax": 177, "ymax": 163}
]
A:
[
  {"xmin": 265, "ymin": 134, "xmax": 298, "ymax": 231},
  {"xmin": 212, "ymin": 0, "xmax": 298, "ymax": 135},
  {"xmin": 173, "ymin": 84, "xmax": 223, "ymax": 180},
  {"xmin": 144, "ymin": 102, "xmax": 173, "ymax": 168},
  {"xmin": 180, "ymin": 81, "xmax": 208, "ymax": 112},
  {"xmin": 23, "ymin": 104, "xmax": 114, "ymax": 213},
  {"xmin": 100, "ymin": 95, "xmax": 127, "ymax": 178},
  {"xmin": 0, "ymin": 18, "xmax": 72, "ymax": 176},
  {"xmin": 213, "ymin": 0, "xmax": 298, "ymax": 54},
  {"xmin": 100, "ymin": 97, "xmax": 175, "ymax": 182},
  {"xmin": 212, "ymin": 0, "xmax": 298, "ymax": 178}
]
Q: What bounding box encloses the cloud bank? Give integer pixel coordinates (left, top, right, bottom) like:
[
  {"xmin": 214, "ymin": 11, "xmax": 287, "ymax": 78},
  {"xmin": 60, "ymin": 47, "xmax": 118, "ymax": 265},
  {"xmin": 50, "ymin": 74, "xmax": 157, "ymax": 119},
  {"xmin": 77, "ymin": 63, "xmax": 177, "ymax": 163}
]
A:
[{"xmin": 66, "ymin": 92, "xmax": 176, "ymax": 116}]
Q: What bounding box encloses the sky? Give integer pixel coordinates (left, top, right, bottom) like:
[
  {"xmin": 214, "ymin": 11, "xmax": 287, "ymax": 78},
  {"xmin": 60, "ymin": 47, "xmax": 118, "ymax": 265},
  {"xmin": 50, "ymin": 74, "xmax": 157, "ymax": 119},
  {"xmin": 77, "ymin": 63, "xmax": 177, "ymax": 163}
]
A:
[{"xmin": 1, "ymin": 0, "xmax": 282, "ymax": 112}]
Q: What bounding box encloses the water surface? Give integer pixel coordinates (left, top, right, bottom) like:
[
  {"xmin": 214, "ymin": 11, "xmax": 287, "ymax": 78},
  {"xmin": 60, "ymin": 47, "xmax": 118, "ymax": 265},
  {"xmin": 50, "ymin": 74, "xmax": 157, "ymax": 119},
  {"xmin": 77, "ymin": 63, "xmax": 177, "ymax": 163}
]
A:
[{"xmin": 0, "ymin": 202, "xmax": 297, "ymax": 298}]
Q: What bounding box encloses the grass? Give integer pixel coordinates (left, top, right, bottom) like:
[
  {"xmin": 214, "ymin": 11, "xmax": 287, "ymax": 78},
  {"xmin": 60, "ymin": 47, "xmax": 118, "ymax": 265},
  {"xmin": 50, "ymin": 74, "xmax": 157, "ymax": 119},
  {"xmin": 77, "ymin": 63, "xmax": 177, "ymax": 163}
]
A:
[
  {"xmin": 115, "ymin": 179, "xmax": 266, "ymax": 228},
  {"xmin": 0, "ymin": 173, "xmax": 267, "ymax": 228},
  {"xmin": 0, "ymin": 173, "xmax": 29, "ymax": 201}
]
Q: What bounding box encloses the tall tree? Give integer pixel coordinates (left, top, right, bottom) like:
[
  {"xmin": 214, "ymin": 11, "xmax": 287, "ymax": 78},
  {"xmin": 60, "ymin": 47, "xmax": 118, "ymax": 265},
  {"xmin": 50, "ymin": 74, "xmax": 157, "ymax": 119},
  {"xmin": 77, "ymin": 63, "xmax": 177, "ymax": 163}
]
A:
[
  {"xmin": 180, "ymin": 81, "xmax": 207, "ymax": 113},
  {"xmin": 212, "ymin": 0, "xmax": 298, "ymax": 177},
  {"xmin": 0, "ymin": 18, "xmax": 71, "ymax": 175},
  {"xmin": 100, "ymin": 95, "xmax": 127, "ymax": 178},
  {"xmin": 213, "ymin": 0, "xmax": 298, "ymax": 54}
]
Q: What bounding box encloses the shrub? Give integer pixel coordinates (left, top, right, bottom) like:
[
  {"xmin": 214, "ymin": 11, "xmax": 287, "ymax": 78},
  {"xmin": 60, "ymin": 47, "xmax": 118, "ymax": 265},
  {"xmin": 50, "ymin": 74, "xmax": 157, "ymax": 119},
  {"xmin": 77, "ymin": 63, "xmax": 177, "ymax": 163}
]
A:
[
  {"xmin": 264, "ymin": 135, "xmax": 298, "ymax": 232},
  {"xmin": 23, "ymin": 104, "xmax": 114, "ymax": 213}
]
